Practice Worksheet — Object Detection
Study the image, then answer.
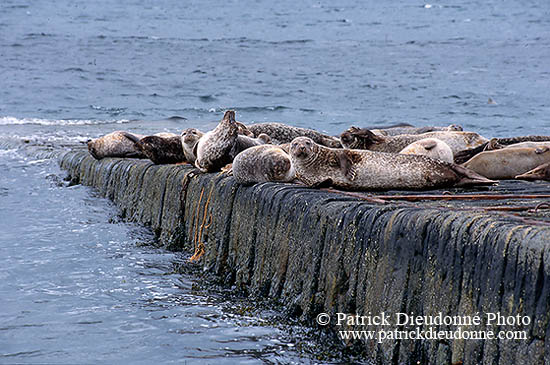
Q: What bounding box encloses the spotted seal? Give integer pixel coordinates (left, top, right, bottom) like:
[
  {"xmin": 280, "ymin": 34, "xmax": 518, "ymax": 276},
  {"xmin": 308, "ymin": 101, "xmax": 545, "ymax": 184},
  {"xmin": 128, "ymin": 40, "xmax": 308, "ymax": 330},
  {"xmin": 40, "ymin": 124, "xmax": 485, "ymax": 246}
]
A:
[
  {"xmin": 462, "ymin": 147, "xmax": 550, "ymax": 179},
  {"xmin": 515, "ymin": 163, "xmax": 550, "ymax": 181},
  {"xmin": 399, "ymin": 138, "xmax": 454, "ymax": 163},
  {"xmin": 371, "ymin": 124, "xmax": 463, "ymax": 136},
  {"xmin": 340, "ymin": 127, "xmax": 487, "ymax": 154},
  {"xmin": 232, "ymin": 145, "xmax": 295, "ymax": 185},
  {"xmin": 234, "ymin": 133, "xmax": 271, "ymax": 151},
  {"xmin": 87, "ymin": 131, "xmax": 146, "ymax": 160},
  {"xmin": 181, "ymin": 128, "xmax": 204, "ymax": 164},
  {"xmin": 289, "ymin": 137, "xmax": 494, "ymax": 190},
  {"xmin": 503, "ymin": 141, "xmax": 550, "ymax": 149},
  {"xmin": 122, "ymin": 132, "xmax": 186, "ymax": 164},
  {"xmin": 454, "ymin": 135, "xmax": 550, "ymax": 164},
  {"xmin": 195, "ymin": 112, "xmax": 274, "ymax": 172},
  {"xmin": 246, "ymin": 122, "xmax": 341, "ymax": 147},
  {"xmin": 195, "ymin": 110, "xmax": 240, "ymax": 172}
]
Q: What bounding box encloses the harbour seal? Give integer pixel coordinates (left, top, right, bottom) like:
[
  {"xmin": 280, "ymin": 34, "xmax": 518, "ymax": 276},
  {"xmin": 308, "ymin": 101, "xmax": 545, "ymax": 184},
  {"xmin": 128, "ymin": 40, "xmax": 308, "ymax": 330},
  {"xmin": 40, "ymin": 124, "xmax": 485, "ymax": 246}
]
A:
[
  {"xmin": 340, "ymin": 127, "xmax": 487, "ymax": 154},
  {"xmin": 234, "ymin": 133, "xmax": 271, "ymax": 150},
  {"xmin": 87, "ymin": 131, "xmax": 146, "ymax": 159},
  {"xmin": 194, "ymin": 112, "xmax": 273, "ymax": 172},
  {"xmin": 515, "ymin": 163, "xmax": 550, "ymax": 181},
  {"xmin": 246, "ymin": 122, "xmax": 341, "ymax": 148},
  {"xmin": 232, "ymin": 145, "xmax": 295, "ymax": 185},
  {"xmin": 289, "ymin": 137, "xmax": 494, "ymax": 191},
  {"xmin": 399, "ymin": 138, "xmax": 454, "ymax": 163},
  {"xmin": 371, "ymin": 124, "xmax": 463, "ymax": 136},
  {"xmin": 503, "ymin": 141, "xmax": 550, "ymax": 149},
  {"xmin": 496, "ymin": 135, "xmax": 550, "ymax": 145},
  {"xmin": 235, "ymin": 121, "xmax": 254, "ymax": 136},
  {"xmin": 462, "ymin": 147, "xmax": 550, "ymax": 179},
  {"xmin": 195, "ymin": 110, "xmax": 239, "ymax": 172},
  {"xmin": 126, "ymin": 134, "xmax": 186, "ymax": 165},
  {"xmin": 455, "ymin": 136, "xmax": 550, "ymax": 164},
  {"xmin": 181, "ymin": 128, "xmax": 204, "ymax": 164},
  {"xmin": 453, "ymin": 138, "xmax": 503, "ymax": 164}
]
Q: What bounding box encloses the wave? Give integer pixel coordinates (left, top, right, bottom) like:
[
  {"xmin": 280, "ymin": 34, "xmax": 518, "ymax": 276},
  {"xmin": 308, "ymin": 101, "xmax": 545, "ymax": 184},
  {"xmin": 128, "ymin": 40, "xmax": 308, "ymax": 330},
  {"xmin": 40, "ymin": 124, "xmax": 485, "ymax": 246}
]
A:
[
  {"xmin": 93, "ymin": 35, "xmax": 312, "ymax": 46},
  {"xmin": 204, "ymin": 105, "xmax": 292, "ymax": 113},
  {"xmin": 0, "ymin": 117, "xmax": 130, "ymax": 126}
]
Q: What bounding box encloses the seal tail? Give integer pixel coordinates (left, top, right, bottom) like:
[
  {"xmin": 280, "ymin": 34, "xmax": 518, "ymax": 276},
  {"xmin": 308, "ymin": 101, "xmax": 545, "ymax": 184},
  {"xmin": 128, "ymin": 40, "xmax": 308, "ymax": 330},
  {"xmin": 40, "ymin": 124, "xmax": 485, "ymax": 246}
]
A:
[
  {"xmin": 452, "ymin": 164, "xmax": 497, "ymax": 187},
  {"xmin": 515, "ymin": 163, "xmax": 550, "ymax": 181}
]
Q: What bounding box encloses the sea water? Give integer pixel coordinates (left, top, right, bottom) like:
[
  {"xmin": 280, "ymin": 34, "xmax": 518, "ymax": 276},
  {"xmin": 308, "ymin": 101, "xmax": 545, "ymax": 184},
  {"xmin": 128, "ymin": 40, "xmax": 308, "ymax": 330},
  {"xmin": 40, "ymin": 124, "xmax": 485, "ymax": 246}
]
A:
[{"xmin": 1, "ymin": 0, "xmax": 548, "ymax": 363}]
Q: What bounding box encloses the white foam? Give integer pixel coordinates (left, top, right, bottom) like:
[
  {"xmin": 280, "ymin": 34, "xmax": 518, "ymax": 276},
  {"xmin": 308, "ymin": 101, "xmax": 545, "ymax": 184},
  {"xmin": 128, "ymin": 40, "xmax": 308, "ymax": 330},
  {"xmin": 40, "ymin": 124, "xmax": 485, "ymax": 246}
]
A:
[
  {"xmin": 0, "ymin": 148, "xmax": 19, "ymax": 157},
  {"xmin": 0, "ymin": 116, "xmax": 130, "ymax": 126},
  {"xmin": 27, "ymin": 158, "xmax": 50, "ymax": 165}
]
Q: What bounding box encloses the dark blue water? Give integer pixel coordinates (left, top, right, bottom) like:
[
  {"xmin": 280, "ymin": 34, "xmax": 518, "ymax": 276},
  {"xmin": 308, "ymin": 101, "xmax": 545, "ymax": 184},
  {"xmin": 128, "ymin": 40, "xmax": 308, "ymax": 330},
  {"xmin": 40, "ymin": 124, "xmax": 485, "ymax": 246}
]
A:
[
  {"xmin": 1, "ymin": 0, "xmax": 549, "ymax": 136},
  {"xmin": 1, "ymin": 0, "xmax": 549, "ymax": 363}
]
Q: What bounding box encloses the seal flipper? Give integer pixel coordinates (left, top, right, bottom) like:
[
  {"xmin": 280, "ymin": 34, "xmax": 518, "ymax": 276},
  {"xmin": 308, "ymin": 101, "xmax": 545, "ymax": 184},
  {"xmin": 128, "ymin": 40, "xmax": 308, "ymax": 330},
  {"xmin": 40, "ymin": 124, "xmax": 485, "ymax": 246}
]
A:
[
  {"xmin": 451, "ymin": 164, "xmax": 496, "ymax": 187},
  {"xmin": 339, "ymin": 151, "xmax": 357, "ymax": 181},
  {"xmin": 454, "ymin": 142, "xmax": 489, "ymax": 164},
  {"xmin": 420, "ymin": 139, "xmax": 438, "ymax": 150},
  {"xmin": 310, "ymin": 178, "xmax": 333, "ymax": 189},
  {"xmin": 192, "ymin": 142, "xmax": 199, "ymax": 162},
  {"xmin": 119, "ymin": 132, "xmax": 147, "ymax": 157},
  {"xmin": 122, "ymin": 151, "xmax": 146, "ymax": 158},
  {"xmin": 236, "ymin": 121, "xmax": 253, "ymax": 136},
  {"xmin": 120, "ymin": 132, "xmax": 143, "ymax": 149},
  {"xmin": 221, "ymin": 163, "xmax": 233, "ymax": 175},
  {"xmin": 485, "ymin": 138, "xmax": 503, "ymax": 151},
  {"xmin": 515, "ymin": 162, "xmax": 550, "ymax": 181}
]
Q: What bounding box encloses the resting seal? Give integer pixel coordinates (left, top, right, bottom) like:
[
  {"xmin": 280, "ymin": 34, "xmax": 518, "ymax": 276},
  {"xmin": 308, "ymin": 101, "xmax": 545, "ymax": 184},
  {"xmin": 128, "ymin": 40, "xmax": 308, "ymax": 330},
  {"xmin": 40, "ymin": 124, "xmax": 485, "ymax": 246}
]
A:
[
  {"xmin": 399, "ymin": 138, "xmax": 454, "ymax": 163},
  {"xmin": 124, "ymin": 133, "xmax": 186, "ymax": 165},
  {"xmin": 371, "ymin": 124, "xmax": 463, "ymax": 136},
  {"xmin": 503, "ymin": 141, "xmax": 550, "ymax": 149},
  {"xmin": 232, "ymin": 145, "xmax": 295, "ymax": 185},
  {"xmin": 515, "ymin": 163, "xmax": 550, "ymax": 181},
  {"xmin": 454, "ymin": 135, "xmax": 550, "ymax": 164},
  {"xmin": 340, "ymin": 127, "xmax": 487, "ymax": 154},
  {"xmin": 195, "ymin": 110, "xmax": 240, "ymax": 172},
  {"xmin": 234, "ymin": 133, "xmax": 271, "ymax": 151},
  {"xmin": 246, "ymin": 122, "xmax": 341, "ymax": 147},
  {"xmin": 289, "ymin": 137, "xmax": 494, "ymax": 190},
  {"xmin": 181, "ymin": 128, "xmax": 204, "ymax": 164},
  {"xmin": 87, "ymin": 131, "xmax": 146, "ymax": 159},
  {"xmin": 462, "ymin": 147, "xmax": 550, "ymax": 179}
]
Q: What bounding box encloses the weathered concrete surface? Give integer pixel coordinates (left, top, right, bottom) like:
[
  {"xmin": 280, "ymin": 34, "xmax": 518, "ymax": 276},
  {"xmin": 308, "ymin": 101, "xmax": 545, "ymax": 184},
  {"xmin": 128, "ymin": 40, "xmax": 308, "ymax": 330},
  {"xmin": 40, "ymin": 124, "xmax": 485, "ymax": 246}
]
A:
[{"xmin": 60, "ymin": 150, "xmax": 550, "ymax": 365}]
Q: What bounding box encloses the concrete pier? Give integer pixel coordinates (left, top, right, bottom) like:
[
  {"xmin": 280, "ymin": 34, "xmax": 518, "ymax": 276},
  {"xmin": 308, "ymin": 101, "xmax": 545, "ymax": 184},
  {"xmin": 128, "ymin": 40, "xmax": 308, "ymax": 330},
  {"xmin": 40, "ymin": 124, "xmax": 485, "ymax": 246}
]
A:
[{"xmin": 60, "ymin": 150, "xmax": 550, "ymax": 365}]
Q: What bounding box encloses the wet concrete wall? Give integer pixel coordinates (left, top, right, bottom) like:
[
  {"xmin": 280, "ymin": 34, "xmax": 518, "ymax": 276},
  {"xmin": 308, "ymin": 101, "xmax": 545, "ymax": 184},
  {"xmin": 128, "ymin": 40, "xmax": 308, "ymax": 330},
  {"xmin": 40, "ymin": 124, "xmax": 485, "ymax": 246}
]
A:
[{"xmin": 60, "ymin": 150, "xmax": 550, "ymax": 365}]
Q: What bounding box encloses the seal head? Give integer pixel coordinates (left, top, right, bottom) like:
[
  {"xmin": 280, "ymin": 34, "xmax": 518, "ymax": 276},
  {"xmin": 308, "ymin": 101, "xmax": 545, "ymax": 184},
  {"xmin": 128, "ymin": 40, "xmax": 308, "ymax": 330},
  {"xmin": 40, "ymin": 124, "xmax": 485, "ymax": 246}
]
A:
[
  {"xmin": 181, "ymin": 128, "xmax": 204, "ymax": 164},
  {"xmin": 290, "ymin": 136, "xmax": 318, "ymax": 161},
  {"xmin": 340, "ymin": 127, "xmax": 385, "ymax": 149}
]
